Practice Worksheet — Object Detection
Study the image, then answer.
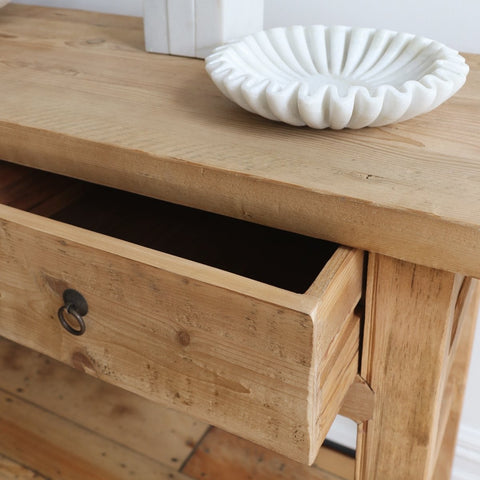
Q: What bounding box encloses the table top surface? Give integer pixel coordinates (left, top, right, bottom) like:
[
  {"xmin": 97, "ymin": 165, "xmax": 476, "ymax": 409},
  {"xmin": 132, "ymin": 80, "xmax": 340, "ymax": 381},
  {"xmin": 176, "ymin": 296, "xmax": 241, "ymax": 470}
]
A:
[{"xmin": 0, "ymin": 4, "xmax": 479, "ymax": 276}]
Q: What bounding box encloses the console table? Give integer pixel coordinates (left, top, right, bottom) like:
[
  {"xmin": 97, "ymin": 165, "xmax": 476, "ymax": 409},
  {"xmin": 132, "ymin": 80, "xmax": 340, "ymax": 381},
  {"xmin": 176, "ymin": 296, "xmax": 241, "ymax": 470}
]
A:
[{"xmin": 0, "ymin": 5, "xmax": 479, "ymax": 479}]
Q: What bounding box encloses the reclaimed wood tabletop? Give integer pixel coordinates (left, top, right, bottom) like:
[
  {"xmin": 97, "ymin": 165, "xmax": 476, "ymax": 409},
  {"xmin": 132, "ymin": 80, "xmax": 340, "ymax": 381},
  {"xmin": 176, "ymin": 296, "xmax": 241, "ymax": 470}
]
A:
[{"xmin": 0, "ymin": 4, "xmax": 479, "ymax": 276}]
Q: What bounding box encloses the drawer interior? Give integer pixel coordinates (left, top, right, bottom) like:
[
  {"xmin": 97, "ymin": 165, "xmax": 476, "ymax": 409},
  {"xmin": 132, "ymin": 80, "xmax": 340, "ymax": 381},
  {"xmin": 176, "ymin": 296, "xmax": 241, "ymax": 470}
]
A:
[{"xmin": 0, "ymin": 160, "xmax": 337, "ymax": 293}]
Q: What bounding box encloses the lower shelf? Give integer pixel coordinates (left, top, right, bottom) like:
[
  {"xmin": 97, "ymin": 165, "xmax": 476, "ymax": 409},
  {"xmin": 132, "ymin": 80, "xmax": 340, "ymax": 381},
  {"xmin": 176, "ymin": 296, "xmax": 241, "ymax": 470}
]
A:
[{"xmin": 0, "ymin": 337, "xmax": 355, "ymax": 480}]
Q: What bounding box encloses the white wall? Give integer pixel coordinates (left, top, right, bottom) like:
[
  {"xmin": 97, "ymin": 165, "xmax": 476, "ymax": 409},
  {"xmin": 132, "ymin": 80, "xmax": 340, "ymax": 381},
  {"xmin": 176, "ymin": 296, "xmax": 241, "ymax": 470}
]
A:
[
  {"xmin": 264, "ymin": 0, "xmax": 480, "ymax": 53},
  {"xmin": 12, "ymin": 0, "xmax": 480, "ymax": 52},
  {"xmin": 455, "ymin": 316, "xmax": 480, "ymax": 479},
  {"xmin": 463, "ymin": 320, "xmax": 480, "ymax": 432},
  {"xmin": 9, "ymin": 0, "xmax": 480, "ymax": 474}
]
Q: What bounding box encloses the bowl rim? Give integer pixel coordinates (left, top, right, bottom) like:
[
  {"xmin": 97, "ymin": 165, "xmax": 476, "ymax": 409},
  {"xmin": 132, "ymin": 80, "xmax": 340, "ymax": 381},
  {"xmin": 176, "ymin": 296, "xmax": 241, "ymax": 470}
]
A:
[{"xmin": 205, "ymin": 24, "xmax": 469, "ymax": 100}]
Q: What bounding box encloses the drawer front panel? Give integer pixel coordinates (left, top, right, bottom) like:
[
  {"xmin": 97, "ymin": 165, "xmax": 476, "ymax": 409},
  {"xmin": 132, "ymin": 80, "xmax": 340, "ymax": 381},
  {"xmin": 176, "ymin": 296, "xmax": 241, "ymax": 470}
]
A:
[{"xmin": 0, "ymin": 204, "xmax": 363, "ymax": 464}]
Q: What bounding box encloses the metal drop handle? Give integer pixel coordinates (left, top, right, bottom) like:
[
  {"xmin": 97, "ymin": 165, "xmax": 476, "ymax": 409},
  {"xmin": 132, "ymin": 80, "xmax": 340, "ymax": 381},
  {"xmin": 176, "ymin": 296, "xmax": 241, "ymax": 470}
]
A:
[{"xmin": 57, "ymin": 289, "xmax": 88, "ymax": 336}]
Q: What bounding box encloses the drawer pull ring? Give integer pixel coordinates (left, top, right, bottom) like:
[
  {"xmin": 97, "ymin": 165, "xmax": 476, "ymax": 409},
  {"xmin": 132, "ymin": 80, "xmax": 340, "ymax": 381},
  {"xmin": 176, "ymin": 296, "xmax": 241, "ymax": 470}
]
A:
[{"xmin": 57, "ymin": 289, "xmax": 88, "ymax": 336}]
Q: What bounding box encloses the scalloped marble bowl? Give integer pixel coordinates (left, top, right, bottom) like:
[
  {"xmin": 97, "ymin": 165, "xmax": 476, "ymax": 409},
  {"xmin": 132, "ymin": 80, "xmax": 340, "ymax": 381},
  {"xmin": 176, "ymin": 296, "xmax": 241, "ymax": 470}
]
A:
[{"xmin": 205, "ymin": 26, "xmax": 469, "ymax": 129}]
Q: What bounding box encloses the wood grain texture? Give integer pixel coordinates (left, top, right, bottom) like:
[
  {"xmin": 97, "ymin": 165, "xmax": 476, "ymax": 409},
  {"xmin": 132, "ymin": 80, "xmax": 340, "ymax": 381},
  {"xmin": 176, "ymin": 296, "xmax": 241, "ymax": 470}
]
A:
[
  {"xmin": 0, "ymin": 5, "xmax": 478, "ymax": 276},
  {"xmin": 314, "ymin": 447, "xmax": 354, "ymax": 480},
  {"xmin": 0, "ymin": 389, "xmax": 193, "ymax": 480},
  {"xmin": 0, "ymin": 160, "xmax": 85, "ymax": 217},
  {"xmin": 356, "ymin": 255, "xmax": 472, "ymax": 480},
  {"xmin": 0, "ymin": 202, "xmax": 362, "ymax": 464},
  {"xmin": 308, "ymin": 248, "xmax": 364, "ymax": 463},
  {"xmin": 181, "ymin": 427, "xmax": 353, "ymax": 480},
  {"xmin": 0, "ymin": 456, "xmax": 46, "ymax": 480},
  {"xmin": 0, "ymin": 337, "xmax": 208, "ymax": 469},
  {"xmin": 448, "ymin": 277, "xmax": 474, "ymax": 361},
  {"xmin": 310, "ymin": 310, "xmax": 360, "ymax": 463},
  {"xmin": 339, "ymin": 375, "xmax": 374, "ymax": 424},
  {"xmin": 0, "ymin": 438, "xmax": 354, "ymax": 480},
  {"xmin": 0, "ymin": 337, "xmax": 354, "ymax": 480},
  {"xmin": 432, "ymin": 281, "xmax": 480, "ymax": 479}
]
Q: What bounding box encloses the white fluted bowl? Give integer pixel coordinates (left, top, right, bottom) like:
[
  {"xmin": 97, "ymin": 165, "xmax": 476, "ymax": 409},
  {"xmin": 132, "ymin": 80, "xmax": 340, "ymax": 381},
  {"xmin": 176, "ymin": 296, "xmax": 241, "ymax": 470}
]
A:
[{"xmin": 205, "ymin": 26, "xmax": 469, "ymax": 129}]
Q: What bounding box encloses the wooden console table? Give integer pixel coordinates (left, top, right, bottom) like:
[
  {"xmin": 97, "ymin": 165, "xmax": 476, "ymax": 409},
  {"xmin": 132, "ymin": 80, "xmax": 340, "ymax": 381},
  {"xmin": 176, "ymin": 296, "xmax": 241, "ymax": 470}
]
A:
[{"xmin": 0, "ymin": 5, "xmax": 479, "ymax": 479}]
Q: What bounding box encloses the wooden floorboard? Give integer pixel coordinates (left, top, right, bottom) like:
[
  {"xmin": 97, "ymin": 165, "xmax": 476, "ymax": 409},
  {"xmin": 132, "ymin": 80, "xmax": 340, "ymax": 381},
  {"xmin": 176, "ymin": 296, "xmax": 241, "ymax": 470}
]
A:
[
  {"xmin": 0, "ymin": 337, "xmax": 353, "ymax": 480},
  {"xmin": 0, "ymin": 389, "xmax": 194, "ymax": 480},
  {"xmin": 315, "ymin": 447, "xmax": 355, "ymax": 480},
  {"xmin": 181, "ymin": 428, "xmax": 353, "ymax": 480},
  {"xmin": 0, "ymin": 337, "xmax": 209, "ymax": 469},
  {"xmin": 0, "ymin": 446, "xmax": 352, "ymax": 480},
  {"xmin": 0, "ymin": 455, "xmax": 47, "ymax": 480}
]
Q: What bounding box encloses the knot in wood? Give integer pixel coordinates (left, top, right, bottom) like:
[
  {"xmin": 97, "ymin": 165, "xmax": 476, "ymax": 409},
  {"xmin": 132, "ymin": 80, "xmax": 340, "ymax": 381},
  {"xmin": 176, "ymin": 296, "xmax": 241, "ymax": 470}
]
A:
[{"xmin": 176, "ymin": 330, "xmax": 191, "ymax": 346}]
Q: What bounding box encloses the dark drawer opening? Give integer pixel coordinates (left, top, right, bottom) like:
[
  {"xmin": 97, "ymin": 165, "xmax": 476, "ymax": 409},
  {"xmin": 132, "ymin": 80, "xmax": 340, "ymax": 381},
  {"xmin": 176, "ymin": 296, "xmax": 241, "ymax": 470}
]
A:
[{"xmin": 0, "ymin": 160, "xmax": 337, "ymax": 293}]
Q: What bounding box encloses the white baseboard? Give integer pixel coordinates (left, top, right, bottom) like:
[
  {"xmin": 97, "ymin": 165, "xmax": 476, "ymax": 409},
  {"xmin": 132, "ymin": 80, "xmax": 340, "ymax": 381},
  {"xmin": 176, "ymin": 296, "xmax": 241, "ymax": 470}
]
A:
[
  {"xmin": 451, "ymin": 425, "xmax": 480, "ymax": 480},
  {"xmin": 325, "ymin": 415, "xmax": 357, "ymax": 451}
]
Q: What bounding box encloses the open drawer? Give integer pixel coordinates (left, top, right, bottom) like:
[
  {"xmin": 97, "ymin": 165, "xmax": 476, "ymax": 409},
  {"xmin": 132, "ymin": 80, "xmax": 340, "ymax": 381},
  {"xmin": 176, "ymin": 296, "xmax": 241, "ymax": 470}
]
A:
[{"xmin": 0, "ymin": 160, "xmax": 363, "ymax": 464}]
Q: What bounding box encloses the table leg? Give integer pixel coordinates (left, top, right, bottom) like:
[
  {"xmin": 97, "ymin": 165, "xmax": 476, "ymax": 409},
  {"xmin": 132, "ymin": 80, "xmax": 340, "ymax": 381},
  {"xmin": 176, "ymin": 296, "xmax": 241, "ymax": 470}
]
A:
[
  {"xmin": 355, "ymin": 254, "xmax": 478, "ymax": 480},
  {"xmin": 431, "ymin": 280, "xmax": 479, "ymax": 479}
]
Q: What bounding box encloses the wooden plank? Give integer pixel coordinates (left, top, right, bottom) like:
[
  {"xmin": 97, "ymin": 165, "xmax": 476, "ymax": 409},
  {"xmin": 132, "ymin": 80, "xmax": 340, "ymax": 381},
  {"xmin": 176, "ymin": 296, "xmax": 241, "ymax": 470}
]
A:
[
  {"xmin": 0, "ymin": 337, "xmax": 355, "ymax": 480},
  {"xmin": 0, "ymin": 337, "xmax": 208, "ymax": 469},
  {"xmin": 181, "ymin": 427, "xmax": 353, "ymax": 480},
  {"xmin": 310, "ymin": 311, "xmax": 360, "ymax": 463},
  {"xmin": 431, "ymin": 276, "xmax": 477, "ymax": 467},
  {"xmin": 0, "ymin": 159, "xmax": 85, "ymax": 217},
  {"xmin": 0, "ymin": 204, "xmax": 362, "ymax": 464},
  {"xmin": 0, "ymin": 5, "xmax": 479, "ymax": 276},
  {"xmin": 432, "ymin": 281, "xmax": 480, "ymax": 479},
  {"xmin": 308, "ymin": 248, "xmax": 364, "ymax": 463},
  {"xmin": 0, "ymin": 337, "xmax": 364, "ymax": 476},
  {"xmin": 0, "ymin": 455, "xmax": 47, "ymax": 480},
  {"xmin": 339, "ymin": 375, "xmax": 374, "ymax": 424},
  {"xmin": 448, "ymin": 277, "xmax": 474, "ymax": 360},
  {"xmin": 356, "ymin": 254, "xmax": 461, "ymax": 479},
  {"xmin": 0, "ymin": 389, "xmax": 194, "ymax": 480},
  {"xmin": 315, "ymin": 448, "xmax": 354, "ymax": 480}
]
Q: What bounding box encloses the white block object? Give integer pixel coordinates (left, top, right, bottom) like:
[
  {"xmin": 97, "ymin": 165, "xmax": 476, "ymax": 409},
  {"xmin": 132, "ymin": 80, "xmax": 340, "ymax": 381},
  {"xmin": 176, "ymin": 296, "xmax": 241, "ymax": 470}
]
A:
[
  {"xmin": 143, "ymin": 0, "xmax": 168, "ymax": 54},
  {"xmin": 143, "ymin": 0, "xmax": 264, "ymax": 59},
  {"xmin": 167, "ymin": 0, "xmax": 195, "ymax": 57},
  {"xmin": 194, "ymin": 0, "xmax": 222, "ymax": 59}
]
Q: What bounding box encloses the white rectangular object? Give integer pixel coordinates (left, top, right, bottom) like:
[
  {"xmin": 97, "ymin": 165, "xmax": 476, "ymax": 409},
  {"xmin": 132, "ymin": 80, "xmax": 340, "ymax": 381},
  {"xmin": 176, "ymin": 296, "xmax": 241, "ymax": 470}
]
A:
[
  {"xmin": 143, "ymin": 0, "xmax": 264, "ymax": 59},
  {"xmin": 143, "ymin": 0, "xmax": 168, "ymax": 54},
  {"xmin": 167, "ymin": 0, "xmax": 195, "ymax": 57},
  {"xmin": 194, "ymin": 0, "xmax": 223, "ymax": 59}
]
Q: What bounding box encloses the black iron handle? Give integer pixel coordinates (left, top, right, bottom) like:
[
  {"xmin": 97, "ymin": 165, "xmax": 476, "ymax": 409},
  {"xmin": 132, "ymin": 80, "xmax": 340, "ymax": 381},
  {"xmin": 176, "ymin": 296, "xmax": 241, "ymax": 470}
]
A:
[{"xmin": 57, "ymin": 289, "xmax": 88, "ymax": 336}]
